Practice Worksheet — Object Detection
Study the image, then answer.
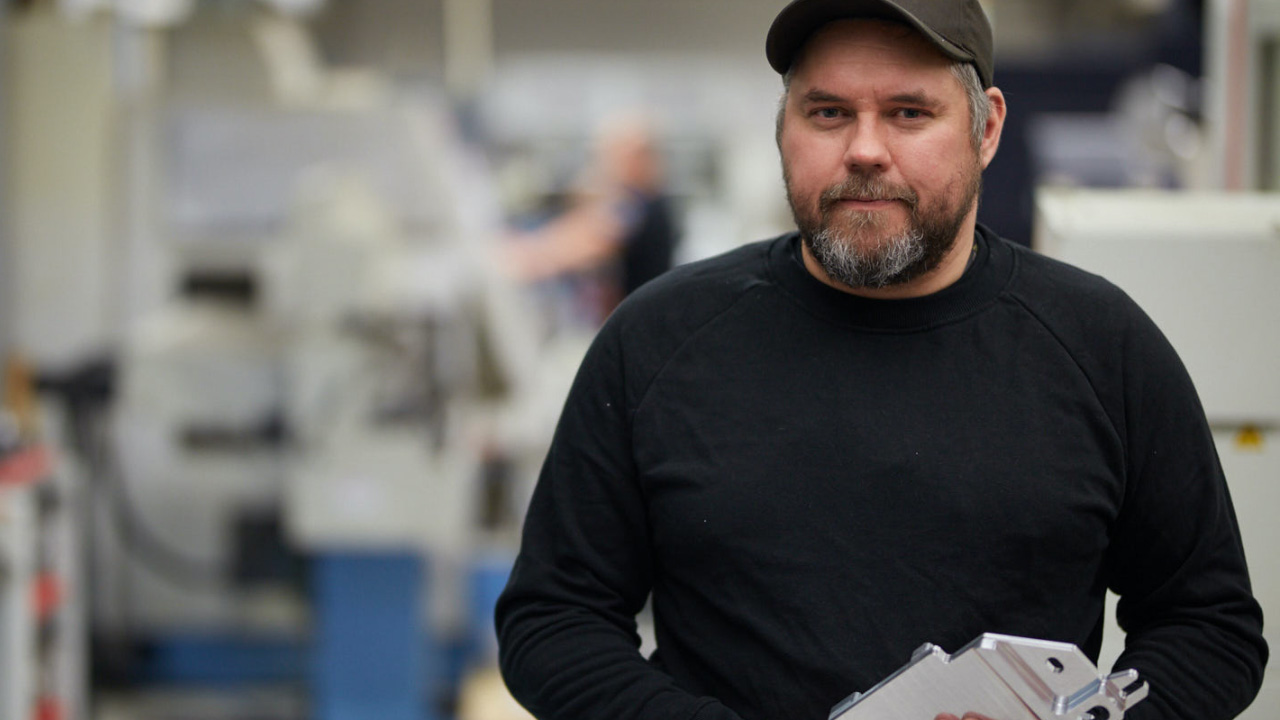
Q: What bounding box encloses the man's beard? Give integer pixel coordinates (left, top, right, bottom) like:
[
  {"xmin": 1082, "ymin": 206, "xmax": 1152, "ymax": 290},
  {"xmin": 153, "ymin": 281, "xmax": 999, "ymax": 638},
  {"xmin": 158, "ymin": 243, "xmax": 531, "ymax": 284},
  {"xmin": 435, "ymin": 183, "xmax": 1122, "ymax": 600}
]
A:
[{"xmin": 786, "ymin": 164, "xmax": 982, "ymax": 290}]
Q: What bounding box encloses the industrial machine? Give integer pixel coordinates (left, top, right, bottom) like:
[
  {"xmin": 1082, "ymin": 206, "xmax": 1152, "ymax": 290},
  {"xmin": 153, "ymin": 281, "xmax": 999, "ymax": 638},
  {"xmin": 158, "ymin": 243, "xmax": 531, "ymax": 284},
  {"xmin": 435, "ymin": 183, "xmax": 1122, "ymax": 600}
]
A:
[
  {"xmin": 1035, "ymin": 187, "xmax": 1280, "ymax": 719},
  {"xmin": 1204, "ymin": 0, "xmax": 1280, "ymax": 190}
]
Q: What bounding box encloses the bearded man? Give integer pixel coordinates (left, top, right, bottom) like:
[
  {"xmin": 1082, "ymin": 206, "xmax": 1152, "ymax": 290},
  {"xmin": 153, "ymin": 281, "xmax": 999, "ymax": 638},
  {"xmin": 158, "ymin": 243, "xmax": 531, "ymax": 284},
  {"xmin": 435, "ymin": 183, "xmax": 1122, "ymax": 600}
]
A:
[{"xmin": 495, "ymin": 2, "xmax": 1267, "ymax": 720}]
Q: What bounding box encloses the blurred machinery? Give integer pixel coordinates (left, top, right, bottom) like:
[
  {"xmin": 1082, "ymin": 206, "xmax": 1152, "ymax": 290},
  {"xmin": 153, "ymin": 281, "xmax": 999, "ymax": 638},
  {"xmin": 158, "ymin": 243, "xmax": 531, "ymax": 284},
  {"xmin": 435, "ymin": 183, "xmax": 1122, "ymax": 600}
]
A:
[
  {"xmin": 109, "ymin": 114, "xmax": 541, "ymax": 720},
  {"xmin": 1022, "ymin": 0, "xmax": 1280, "ymax": 195},
  {"xmin": 122, "ymin": 101, "xmax": 553, "ymax": 713},
  {"xmin": 1031, "ymin": 6, "xmax": 1280, "ymax": 718},
  {"xmin": 94, "ymin": 9, "xmax": 557, "ymax": 719},
  {"xmin": 272, "ymin": 169, "xmax": 531, "ymax": 720},
  {"xmin": 0, "ymin": 365, "xmax": 85, "ymax": 720},
  {"xmin": 1036, "ymin": 189, "xmax": 1280, "ymax": 720},
  {"xmin": 1204, "ymin": 0, "xmax": 1280, "ymax": 190},
  {"xmin": 2, "ymin": 4, "xmax": 593, "ymax": 717}
]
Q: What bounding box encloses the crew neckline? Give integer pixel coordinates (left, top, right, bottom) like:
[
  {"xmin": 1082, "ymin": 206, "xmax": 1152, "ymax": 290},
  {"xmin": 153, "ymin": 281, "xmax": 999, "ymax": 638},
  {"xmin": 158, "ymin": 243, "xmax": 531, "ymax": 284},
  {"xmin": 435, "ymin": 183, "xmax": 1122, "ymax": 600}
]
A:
[{"xmin": 768, "ymin": 223, "xmax": 1015, "ymax": 331}]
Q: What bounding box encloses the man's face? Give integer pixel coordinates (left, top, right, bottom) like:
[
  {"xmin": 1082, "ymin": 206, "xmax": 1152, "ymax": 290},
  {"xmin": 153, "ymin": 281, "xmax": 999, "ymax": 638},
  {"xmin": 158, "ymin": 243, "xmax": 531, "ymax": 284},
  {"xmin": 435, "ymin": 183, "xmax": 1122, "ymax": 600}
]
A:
[{"xmin": 779, "ymin": 20, "xmax": 989, "ymax": 290}]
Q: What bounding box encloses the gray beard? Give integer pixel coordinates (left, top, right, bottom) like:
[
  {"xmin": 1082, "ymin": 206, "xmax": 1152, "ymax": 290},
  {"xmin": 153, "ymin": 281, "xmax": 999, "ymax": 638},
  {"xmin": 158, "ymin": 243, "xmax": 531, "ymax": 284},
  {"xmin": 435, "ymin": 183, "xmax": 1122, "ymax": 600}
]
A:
[
  {"xmin": 807, "ymin": 218, "xmax": 928, "ymax": 289},
  {"xmin": 787, "ymin": 169, "xmax": 980, "ymax": 290}
]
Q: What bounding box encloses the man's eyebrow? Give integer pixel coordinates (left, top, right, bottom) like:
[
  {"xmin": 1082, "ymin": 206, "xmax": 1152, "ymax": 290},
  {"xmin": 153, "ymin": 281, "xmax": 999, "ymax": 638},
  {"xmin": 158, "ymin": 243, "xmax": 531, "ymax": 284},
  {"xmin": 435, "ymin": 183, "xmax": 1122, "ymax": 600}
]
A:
[
  {"xmin": 800, "ymin": 89, "xmax": 945, "ymax": 107},
  {"xmin": 887, "ymin": 91, "xmax": 942, "ymax": 107},
  {"xmin": 800, "ymin": 89, "xmax": 847, "ymax": 104}
]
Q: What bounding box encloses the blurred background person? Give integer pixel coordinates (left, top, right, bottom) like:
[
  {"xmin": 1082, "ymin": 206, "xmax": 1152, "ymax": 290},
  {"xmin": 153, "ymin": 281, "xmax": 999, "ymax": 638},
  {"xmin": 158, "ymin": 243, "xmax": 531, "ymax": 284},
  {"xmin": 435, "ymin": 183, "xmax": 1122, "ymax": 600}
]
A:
[{"xmin": 503, "ymin": 115, "xmax": 679, "ymax": 327}]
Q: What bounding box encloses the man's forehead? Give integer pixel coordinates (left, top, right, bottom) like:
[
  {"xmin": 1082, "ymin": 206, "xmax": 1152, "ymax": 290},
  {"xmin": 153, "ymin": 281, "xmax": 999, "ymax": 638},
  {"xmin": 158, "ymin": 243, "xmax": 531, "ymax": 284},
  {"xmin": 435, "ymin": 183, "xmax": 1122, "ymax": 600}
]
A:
[
  {"xmin": 792, "ymin": 18, "xmax": 952, "ymax": 77},
  {"xmin": 798, "ymin": 86, "xmax": 943, "ymax": 107}
]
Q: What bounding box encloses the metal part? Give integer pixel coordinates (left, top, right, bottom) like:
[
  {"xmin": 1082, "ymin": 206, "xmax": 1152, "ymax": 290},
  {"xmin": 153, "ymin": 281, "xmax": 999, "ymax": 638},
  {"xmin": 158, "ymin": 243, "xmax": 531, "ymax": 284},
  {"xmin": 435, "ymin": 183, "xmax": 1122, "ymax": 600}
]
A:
[{"xmin": 829, "ymin": 634, "xmax": 1148, "ymax": 720}]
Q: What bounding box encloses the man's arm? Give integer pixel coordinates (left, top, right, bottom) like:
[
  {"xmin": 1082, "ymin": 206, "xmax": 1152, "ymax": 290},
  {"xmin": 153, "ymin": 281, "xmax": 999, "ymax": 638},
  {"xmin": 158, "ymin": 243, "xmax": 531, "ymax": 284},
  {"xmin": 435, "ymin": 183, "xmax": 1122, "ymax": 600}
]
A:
[
  {"xmin": 1103, "ymin": 310, "xmax": 1267, "ymax": 720},
  {"xmin": 494, "ymin": 322, "xmax": 744, "ymax": 720}
]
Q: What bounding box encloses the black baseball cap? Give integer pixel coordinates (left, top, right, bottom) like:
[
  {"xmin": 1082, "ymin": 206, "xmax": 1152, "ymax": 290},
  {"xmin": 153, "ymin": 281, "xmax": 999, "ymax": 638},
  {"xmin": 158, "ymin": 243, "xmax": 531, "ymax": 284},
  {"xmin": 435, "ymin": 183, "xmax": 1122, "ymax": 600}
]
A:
[{"xmin": 766, "ymin": 0, "xmax": 995, "ymax": 88}]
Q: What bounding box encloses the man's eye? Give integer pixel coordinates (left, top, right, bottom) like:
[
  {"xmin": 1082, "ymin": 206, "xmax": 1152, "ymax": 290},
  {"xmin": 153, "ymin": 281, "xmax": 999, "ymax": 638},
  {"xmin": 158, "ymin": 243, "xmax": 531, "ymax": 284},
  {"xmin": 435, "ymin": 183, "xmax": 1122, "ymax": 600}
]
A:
[
  {"xmin": 815, "ymin": 108, "xmax": 843, "ymax": 119},
  {"xmin": 898, "ymin": 108, "xmax": 925, "ymax": 119}
]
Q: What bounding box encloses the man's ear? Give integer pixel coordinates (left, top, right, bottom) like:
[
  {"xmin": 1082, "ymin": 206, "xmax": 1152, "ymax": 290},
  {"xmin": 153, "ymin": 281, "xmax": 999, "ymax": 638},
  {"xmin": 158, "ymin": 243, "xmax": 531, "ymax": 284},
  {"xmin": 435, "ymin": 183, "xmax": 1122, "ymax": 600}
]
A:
[{"xmin": 979, "ymin": 87, "xmax": 1007, "ymax": 169}]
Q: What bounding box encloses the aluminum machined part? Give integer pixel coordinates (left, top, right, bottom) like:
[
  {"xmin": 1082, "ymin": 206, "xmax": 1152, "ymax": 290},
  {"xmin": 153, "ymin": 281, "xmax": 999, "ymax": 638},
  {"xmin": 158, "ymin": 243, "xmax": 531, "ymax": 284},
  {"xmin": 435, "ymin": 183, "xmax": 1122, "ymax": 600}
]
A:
[{"xmin": 829, "ymin": 633, "xmax": 1148, "ymax": 720}]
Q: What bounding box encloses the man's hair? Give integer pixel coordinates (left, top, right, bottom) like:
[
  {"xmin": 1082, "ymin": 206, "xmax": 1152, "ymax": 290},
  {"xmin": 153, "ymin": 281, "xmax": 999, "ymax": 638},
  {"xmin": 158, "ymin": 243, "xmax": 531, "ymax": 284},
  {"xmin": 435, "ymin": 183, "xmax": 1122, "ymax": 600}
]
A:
[
  {"xmin": 949, "ymin": 62, "xmax": 990, "ymax": 151},
  {"xmin": 776, "ymin": 61, "xmax": 991, "ymax": 151}
]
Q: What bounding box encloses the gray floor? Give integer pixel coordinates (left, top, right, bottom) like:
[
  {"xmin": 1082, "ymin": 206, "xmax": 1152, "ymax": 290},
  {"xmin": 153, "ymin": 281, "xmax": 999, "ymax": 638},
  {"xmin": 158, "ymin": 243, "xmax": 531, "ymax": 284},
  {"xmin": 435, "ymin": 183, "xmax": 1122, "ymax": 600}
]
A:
[{"xmin": 95, "ymin": 688, "xmax": 305, "ymax": 720}]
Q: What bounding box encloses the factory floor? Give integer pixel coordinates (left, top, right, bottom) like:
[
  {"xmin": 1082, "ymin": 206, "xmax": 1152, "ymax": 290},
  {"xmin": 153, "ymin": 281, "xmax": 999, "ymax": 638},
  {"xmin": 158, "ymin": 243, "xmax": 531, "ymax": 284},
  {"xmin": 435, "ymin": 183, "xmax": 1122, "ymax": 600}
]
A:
[
  {"xmin": 91, "ymin": 666, "xmax": 533, "ymax": 720},
  {"xmin": 94, "ymin": 688, "xmax": 305, "ymax": 720}
]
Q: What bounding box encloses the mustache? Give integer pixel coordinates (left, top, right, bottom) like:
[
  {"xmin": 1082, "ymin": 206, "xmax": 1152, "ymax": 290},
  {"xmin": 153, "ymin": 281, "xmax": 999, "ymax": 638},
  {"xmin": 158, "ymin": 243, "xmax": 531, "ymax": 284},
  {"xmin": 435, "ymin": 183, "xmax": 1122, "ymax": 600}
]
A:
[{"xmin": 819, "ymin": 175, "xmax": 918, "ymax": 212}]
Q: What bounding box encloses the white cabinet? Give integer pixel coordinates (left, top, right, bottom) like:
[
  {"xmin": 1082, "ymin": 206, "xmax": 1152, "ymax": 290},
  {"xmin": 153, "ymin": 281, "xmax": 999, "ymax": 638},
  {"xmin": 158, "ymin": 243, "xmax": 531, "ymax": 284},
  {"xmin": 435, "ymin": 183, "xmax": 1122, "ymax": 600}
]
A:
[{"xmin": 1037, "ymin": 188, "xmax": 1280, "ymax": 717}]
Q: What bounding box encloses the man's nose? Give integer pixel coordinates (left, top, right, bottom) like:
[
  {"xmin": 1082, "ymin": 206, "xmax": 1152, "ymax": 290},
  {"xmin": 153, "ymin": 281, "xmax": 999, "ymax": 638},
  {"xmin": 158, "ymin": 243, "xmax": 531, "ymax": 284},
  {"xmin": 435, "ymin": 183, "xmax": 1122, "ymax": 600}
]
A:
[{"xmin": 842, "ymin": 118, "xmax": 891, "ymax": 172}]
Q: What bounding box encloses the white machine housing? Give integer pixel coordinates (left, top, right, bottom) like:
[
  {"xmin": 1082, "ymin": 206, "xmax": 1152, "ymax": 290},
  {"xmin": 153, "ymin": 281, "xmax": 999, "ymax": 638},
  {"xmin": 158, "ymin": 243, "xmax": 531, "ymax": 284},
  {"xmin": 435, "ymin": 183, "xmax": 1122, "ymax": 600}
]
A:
[
  {"xmin": 1036, "ymin": 189, "xmax": 1280, "ymax": 425},
  {"xmin": 1035, "ymin": 187, "xmax": 1280, "ymax": 719}
]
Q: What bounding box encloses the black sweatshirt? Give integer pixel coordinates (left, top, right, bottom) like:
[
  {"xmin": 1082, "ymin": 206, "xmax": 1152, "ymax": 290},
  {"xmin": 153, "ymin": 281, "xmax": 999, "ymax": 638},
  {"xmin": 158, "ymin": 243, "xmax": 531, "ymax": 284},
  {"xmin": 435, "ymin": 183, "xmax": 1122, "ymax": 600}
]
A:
[{"xmin": 496, "ymin": 226, "xmax": 1267, "ymax": 720}]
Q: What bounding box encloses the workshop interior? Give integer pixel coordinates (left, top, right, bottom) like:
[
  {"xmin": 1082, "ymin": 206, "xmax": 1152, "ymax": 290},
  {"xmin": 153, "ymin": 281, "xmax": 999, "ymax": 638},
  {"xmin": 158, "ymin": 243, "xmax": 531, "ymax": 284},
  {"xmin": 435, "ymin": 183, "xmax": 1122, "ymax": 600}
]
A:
[{"xmin": 0, "ymin": 0, "xmax": 1276, "ymax": 718}]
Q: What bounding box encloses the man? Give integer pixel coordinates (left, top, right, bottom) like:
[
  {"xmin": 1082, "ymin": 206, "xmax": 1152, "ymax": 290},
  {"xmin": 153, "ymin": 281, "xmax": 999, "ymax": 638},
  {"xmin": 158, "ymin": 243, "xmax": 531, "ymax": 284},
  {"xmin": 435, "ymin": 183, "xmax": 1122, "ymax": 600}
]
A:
[
  {"xmin": 495, "ymin": 2, "xmax": 1268, "ymax": 719},
  {"xmin": 504, "ymin": 115, "xmax": 678, "ymax": 324}
]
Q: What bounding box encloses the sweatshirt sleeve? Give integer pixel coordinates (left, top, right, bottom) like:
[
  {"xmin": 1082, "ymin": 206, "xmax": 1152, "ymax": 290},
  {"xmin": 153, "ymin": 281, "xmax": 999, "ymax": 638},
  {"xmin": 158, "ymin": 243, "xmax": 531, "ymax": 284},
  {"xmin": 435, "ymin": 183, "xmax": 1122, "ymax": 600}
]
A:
[
  {"xmin": 1104, "ymin": 306, "xmax": 1268, "ymax": 720},
  {"xmin": 494, "ymin": 319, "xmax": 745, "ymax": 720}
]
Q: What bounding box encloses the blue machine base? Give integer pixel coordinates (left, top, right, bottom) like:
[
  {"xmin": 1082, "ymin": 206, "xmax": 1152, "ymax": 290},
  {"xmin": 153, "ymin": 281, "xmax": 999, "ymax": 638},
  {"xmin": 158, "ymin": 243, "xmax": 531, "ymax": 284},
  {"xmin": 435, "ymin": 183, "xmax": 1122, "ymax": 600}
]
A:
[
  {"xmin": 130, "ymin": 633, "xmax": 307, "ymax": 687},
  {"xmin": 118, "ymin": 552, "xmax": 516, "ymax": 720},
  {"xmin": 313, "ymin": 551, "xmax": 434, "ymax": 720}
]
